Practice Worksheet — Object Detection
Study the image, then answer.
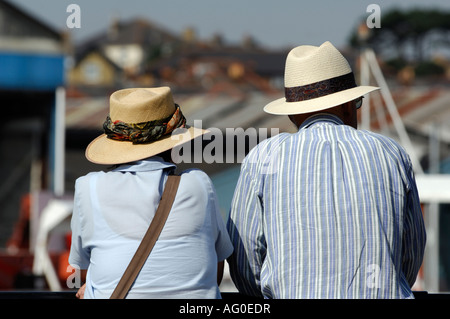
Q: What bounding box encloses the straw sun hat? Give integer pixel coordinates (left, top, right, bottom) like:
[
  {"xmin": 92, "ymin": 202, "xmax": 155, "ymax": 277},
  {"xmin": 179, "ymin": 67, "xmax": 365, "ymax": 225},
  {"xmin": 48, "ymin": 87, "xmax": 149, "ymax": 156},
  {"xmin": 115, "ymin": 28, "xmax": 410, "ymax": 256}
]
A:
[
  {"xmin": 264, "ymin": 41, "xmax": 379, "ymax": 115},
  {"xmin": 86, "ymin": 87, "xmax": 207, "ymax": 165}
]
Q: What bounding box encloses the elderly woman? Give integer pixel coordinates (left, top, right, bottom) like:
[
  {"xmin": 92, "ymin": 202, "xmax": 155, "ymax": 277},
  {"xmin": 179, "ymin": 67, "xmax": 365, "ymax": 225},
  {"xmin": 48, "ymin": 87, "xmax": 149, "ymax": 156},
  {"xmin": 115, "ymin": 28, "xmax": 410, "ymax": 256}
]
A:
[{"xmin": 69, "ymin": 87, "xmax": 233, "ymax": 299}]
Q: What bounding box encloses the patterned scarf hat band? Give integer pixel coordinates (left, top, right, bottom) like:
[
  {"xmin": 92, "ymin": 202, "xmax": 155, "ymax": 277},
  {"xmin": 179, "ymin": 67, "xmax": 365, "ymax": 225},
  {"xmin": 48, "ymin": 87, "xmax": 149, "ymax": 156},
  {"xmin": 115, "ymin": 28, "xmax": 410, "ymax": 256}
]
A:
[
  {"xmin": 103, "ymin": 104, "xmax": 186, "ymax": 144},
  {"xmin": 85, "ymin": 87, "xmax": 209, "ymax": 165}
]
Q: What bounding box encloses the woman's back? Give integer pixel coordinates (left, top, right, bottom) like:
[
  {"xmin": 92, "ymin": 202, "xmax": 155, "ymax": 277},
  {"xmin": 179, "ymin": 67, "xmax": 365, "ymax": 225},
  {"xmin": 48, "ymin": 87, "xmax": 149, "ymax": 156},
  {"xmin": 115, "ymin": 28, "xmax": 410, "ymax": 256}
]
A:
[{"xmin": 69, "ymin": 157, "xmax": 233, "ymax": 298}]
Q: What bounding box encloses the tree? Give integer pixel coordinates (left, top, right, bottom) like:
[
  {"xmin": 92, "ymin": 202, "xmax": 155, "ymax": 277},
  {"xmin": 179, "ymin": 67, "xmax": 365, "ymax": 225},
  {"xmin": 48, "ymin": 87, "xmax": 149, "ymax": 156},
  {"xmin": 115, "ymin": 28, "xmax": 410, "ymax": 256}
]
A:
[{"xmin": 350, "ymin": 8, "xmax": 450, "ymax": 62}]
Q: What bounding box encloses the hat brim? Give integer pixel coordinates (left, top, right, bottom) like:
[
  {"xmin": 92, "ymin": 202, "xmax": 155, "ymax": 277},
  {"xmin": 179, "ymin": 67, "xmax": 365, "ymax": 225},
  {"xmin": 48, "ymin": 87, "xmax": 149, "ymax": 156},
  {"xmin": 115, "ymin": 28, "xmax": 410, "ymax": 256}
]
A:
[
  {"xmin": 264, "ymin": 86, "xmax": 380, "ymax": 115},
  {"xmin": 85, "ymin": 126, "xmax": 208, "ymax": 165}
]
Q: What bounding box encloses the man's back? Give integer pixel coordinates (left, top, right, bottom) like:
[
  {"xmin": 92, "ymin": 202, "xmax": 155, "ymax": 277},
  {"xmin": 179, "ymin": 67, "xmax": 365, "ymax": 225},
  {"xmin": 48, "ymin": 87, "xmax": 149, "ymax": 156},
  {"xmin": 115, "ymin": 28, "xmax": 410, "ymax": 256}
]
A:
[{"xmin": 227, "ymin": 114, "xmax": 426, "ymax": 298}]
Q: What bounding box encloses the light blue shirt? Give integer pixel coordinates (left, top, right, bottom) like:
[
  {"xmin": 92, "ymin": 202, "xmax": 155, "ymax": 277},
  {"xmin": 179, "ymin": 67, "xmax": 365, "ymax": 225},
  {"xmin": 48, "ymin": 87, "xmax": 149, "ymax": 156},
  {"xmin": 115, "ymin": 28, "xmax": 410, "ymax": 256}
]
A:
[
  {"xmin": 69, "ymin": 157, "xmax": 233, "ymax": 299},
  {"xmin": 227, "ymin": 114, "xmax": 426, "ymax": 299}
]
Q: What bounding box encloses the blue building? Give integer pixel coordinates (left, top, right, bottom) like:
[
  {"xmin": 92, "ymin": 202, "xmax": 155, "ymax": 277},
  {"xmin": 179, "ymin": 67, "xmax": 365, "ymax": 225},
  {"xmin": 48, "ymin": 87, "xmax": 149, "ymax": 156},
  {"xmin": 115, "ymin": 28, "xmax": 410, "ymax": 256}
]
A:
[{"xmin": 0, "ymin": 0, "xmax": 66, "ymax": 247}]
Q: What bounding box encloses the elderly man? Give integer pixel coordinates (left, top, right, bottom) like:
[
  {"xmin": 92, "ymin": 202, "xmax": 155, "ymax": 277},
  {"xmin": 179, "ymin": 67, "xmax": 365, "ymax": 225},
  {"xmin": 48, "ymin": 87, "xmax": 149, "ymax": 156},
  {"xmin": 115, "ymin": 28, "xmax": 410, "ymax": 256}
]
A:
[{"xmin": 227, "ymin": 41, "xmax": 426, "ymax": 299}]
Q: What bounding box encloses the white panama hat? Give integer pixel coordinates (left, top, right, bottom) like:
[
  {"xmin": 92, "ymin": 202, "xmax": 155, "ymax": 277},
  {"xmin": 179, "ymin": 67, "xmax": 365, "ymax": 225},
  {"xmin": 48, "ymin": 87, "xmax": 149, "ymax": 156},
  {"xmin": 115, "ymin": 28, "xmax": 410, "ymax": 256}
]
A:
[{"xmin": 264, "ymin": 41, "xmax": 379, "ymax": 115}]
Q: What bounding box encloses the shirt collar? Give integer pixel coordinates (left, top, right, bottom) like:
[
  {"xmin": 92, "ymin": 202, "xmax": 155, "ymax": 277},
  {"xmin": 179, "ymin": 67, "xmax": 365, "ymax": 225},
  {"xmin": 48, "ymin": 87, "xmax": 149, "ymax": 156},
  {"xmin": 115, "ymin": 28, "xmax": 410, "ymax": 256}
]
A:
[
  {"xmin": 113, "ymin": 156, "xmax": 176, "ymax": 172},
  {"xmin": 299, "ymin": 113, "xmax": 344, "ymax": 131}
]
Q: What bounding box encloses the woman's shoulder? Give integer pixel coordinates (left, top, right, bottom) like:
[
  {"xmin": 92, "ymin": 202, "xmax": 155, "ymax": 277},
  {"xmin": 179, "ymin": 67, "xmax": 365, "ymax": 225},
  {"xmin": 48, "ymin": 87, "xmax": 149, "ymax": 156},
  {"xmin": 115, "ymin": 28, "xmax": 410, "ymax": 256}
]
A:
[
  {"xmin": 75, "ymin": 171, "xmax": 99, "ymax": 181},
  {"xmin": 74, "ymin": 171, "xmax": 106, "ymax": 190},
  {"xmin": 179, "ymin": 168, "xmax": 210, "ymax": 180},
  {"xmin": 179, "ymin": 168, "xmax": 213, "ymax": 185},
  {"xmin": 177, "ymin": 168, "xmax": 215, "ymax": 196}
]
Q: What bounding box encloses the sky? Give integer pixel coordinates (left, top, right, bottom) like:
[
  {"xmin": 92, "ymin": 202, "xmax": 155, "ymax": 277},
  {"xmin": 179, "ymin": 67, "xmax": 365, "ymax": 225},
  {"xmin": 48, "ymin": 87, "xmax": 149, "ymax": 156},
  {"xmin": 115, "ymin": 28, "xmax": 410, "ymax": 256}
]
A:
[{"xmin": 7, "ymin": 0, "xmax": 450, "ymax": 50}]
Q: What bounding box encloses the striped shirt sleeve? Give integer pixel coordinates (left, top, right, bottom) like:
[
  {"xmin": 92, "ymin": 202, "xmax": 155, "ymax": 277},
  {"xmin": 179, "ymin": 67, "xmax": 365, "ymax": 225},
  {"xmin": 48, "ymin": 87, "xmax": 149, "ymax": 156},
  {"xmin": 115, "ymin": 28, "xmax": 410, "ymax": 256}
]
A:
[
  {"xmin": 402, "ymin": 161, "xmax": 426, "ymax": 286},
  {"xmin": 227, "ymin": 166, "xmax": 266, "ymax": 297}
]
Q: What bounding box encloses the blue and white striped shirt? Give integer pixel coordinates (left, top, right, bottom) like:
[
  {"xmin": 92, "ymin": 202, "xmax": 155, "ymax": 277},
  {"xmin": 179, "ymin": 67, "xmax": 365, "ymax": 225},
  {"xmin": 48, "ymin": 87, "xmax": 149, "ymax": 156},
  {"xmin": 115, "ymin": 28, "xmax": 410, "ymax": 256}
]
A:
[{"xmin": 227, "ymin": 114, "xmax": 426, "ymax": 299}]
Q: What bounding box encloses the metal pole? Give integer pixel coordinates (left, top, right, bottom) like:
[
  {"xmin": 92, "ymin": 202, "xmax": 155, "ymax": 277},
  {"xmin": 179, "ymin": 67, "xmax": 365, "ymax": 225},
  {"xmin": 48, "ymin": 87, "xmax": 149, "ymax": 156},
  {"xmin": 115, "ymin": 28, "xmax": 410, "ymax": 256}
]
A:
[
  {"xmin": 365, "ymin": 49, "xmax": 424, "ymax": 174},
  {"xmin": 54, "ymin": 87, "xmax": 66, "ymax": 196},
  {"xmin": 360, "ymin": 49, "xmax": 371, "ymax": 130},
  {"xmin": 424, "ymin": 122, "xmax": 441, "ymax": 292},
  {"xmin": 373, "ymin": 90, "xmax": 388, "ymax": 135}
]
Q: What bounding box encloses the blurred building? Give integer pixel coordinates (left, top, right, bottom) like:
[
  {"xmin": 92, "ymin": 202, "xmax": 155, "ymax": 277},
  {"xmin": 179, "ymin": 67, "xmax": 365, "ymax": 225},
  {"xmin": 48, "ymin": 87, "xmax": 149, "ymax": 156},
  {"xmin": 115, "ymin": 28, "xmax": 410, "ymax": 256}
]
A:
[
  {"xmin": 68, "ymin": 47, "xmax": 123, "ymax": 89},
  {"xmin": 67, "ymin": 18, "xmax": 183, "ymax": 92},
  {"xmin": 0, "ymin": 0, "xmax": 66, "ymax": 261}
]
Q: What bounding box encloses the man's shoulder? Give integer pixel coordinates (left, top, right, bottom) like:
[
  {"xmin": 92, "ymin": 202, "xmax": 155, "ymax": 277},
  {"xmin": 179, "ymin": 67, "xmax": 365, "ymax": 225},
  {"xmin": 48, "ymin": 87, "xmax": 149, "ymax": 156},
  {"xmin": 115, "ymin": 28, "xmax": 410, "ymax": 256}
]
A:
[
  {"xmin": 361, "ymin": 129, "xmax": 406, "ymax": 151},
  {"xmin": 246, "ymin": 132, "xmax": 291, "ymax": 159},
  {"xmin": 359, "ymin": 129, "xmax": 412, "ymax": 165},
  {"xmin": 240, "ymin": 132, "xmax": 291, "ymax": 175}
]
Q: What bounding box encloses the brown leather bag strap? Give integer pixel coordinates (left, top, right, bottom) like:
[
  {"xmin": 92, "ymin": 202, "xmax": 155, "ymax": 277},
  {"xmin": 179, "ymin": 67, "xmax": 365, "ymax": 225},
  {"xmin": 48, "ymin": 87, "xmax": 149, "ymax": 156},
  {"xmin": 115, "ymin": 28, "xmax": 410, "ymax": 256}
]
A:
[{"xmin": 110, "ymin": 174, "xmax": 181, "ymax": 299}]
